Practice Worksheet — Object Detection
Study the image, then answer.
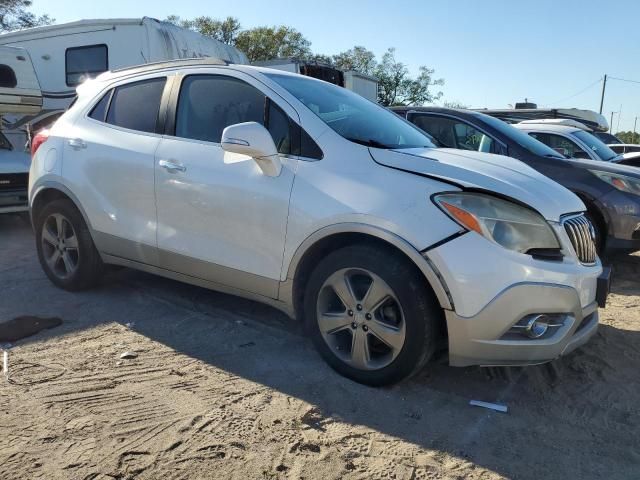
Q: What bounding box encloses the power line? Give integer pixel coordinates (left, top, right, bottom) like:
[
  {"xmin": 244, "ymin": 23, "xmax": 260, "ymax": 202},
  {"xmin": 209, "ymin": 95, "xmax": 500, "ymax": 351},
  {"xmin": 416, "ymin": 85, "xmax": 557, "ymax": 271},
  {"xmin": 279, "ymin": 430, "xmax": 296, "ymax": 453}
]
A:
[
  {"xmin": 608, "ymin": 76, "xmax": 640, "ymax": 85},
  {"xmin": 540, "ymin": 77, "xmax": 603, "ymax": 106}
]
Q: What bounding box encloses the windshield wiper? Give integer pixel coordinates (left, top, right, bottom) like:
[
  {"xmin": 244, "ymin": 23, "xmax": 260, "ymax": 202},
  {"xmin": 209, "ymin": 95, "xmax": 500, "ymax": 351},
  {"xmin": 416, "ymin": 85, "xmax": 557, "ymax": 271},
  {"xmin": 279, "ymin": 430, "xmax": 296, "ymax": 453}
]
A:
[{"xmin": 345, "ymin": 137, "xmax": 391, "ymax": 149}]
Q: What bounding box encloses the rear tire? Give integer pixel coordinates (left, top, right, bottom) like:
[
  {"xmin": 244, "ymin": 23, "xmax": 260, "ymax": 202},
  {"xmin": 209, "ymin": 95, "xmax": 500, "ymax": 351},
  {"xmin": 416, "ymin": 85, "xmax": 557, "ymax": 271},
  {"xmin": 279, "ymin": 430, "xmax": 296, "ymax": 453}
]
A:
[
  {"xmin": 303, "ymin": 244, "xmax": 442, "ymax": 386},
  {"xmin": 35, "ymin": 199, "xmax": 104, "ymax": 291}
]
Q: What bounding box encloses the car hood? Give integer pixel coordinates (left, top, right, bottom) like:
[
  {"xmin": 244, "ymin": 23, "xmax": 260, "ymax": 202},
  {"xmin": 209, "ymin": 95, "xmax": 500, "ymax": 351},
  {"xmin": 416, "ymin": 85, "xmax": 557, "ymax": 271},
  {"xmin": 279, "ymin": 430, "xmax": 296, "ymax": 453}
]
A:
[
  {"xmin": 0, "ymin": 150, "xmax": 30, "ymax": 174},
  {"xmin": 370, "ymin": 147, "xmax": 584, "ymax": 222}
]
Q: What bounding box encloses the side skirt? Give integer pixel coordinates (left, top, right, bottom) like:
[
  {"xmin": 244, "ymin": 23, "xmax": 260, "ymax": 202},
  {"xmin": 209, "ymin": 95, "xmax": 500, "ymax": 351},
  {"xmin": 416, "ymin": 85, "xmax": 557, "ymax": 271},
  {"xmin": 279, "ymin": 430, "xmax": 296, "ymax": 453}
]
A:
[{"xmin": 101, "ymin": 253, "xmax": 295, "ymax": 319}]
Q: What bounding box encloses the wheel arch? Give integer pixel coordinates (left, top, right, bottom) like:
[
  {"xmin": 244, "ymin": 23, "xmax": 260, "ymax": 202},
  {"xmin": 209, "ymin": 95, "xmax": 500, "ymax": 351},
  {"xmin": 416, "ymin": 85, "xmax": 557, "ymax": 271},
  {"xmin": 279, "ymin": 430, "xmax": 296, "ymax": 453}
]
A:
[
  {"xmin": 572, "ymin": 190, "xmax": 608, "ymax": 247},
  {"xmin": 283, "ymin": 224, "xmax": 454, "ymax": 322},
  {"xmin": 30, "ymin": 181, "xmax": 92, "ymax": 230}
]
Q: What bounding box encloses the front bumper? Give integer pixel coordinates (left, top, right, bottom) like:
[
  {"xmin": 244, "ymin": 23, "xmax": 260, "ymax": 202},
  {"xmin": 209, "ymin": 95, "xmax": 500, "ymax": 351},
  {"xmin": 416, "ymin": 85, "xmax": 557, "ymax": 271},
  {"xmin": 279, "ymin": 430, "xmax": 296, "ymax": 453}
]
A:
[
  {"xmin": 0, "ymin": 188, "xmax": 28, "ymax": 213},
  {"xmin": 425, "ymin": 230, "xmax": 604, "ymax": 367},
  {"xmin": 445, "ymin": 284, "xmax": 599, "ymax": 367}
]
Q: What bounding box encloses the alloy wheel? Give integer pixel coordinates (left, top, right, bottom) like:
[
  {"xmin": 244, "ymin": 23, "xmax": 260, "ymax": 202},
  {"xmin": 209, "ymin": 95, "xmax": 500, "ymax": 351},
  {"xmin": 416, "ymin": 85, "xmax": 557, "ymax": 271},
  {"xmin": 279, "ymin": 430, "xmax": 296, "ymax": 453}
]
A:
[
  {"xmin": 316, "ymin": 268, "xmax": 406, "ymax": 370},
  {"xmin": 41, "ymin": 213, "xmax": 80, "ymax": 279}
]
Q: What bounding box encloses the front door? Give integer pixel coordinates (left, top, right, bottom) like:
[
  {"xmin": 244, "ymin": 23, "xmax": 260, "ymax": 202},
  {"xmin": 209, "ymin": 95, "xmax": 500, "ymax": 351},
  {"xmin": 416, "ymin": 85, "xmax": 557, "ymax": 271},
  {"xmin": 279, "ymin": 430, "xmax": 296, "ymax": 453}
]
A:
[{"xmin": 154, "ymin": 72, "xmax": 298, "ymax": 298}]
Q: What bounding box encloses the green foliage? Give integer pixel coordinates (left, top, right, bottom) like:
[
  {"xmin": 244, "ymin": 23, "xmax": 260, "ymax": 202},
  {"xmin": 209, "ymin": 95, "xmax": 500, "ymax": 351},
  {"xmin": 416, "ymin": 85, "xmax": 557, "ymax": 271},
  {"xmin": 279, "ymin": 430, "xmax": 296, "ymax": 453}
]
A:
[
  {"xmin": 235, "ymin": 26, "xmax": 311, "ymax": 62},
  {"xmin": 166, "ymin": 15, "xmax": 241, "ymax": 45},
  {"xmin": 165, "ymin": 15, "xmax": 444, "ymax": 106},
  {"xmin": 443, "ymin": 100, "xmax": 468, "ymax": 109},
  {"xmin": 0, "ymin": 0, "xmax": 53, "ymax": 32},
  {"xmin": 374, "ymin": 48, "xmax": 443, "ymax": 106},
  {"xmin": 332, "ymin": 46, "xmax": 377, "ymax": 76},
  {"xmin": 614, "ymin": 131, "xmax": 640, "ymax": 144}
]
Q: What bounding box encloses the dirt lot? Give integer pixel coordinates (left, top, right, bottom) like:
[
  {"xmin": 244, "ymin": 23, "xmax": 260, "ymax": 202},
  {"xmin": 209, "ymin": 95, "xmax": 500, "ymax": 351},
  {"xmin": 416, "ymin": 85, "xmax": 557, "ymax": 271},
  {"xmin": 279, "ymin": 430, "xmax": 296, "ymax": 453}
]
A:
[{"xmin": 0, "ymin": 214, "xmax": 638, "ymax": 480}]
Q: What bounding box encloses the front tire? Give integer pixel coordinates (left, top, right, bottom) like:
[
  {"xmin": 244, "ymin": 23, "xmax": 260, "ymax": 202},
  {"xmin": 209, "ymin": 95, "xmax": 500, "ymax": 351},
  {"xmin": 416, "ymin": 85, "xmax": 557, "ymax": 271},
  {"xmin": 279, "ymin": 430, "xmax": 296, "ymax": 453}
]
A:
[
  {"xmin": 303, "ymin": 244, "xmax": 442, "ymax": 386},
  {"xmin": 35, "ymin": 199, "xmax": 104, "ymax": 291}
]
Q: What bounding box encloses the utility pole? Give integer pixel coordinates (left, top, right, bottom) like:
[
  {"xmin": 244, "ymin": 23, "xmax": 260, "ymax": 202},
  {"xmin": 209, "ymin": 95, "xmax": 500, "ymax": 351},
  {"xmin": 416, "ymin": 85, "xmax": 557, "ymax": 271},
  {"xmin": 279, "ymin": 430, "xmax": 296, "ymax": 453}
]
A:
[
  {"xmin": 634, "ymin": 116, "xmax": 637, "ymax": 143},
  {"xmin": 610, "ymin": 110, "xmax": 618, "ymax": 133},
  {"xmin": 609, "ymin": 111, "xmax": 618, "ymax": 130},
  {"xmin": 599, "ymin": 74, "xmax": 607, "ymax": 114}
]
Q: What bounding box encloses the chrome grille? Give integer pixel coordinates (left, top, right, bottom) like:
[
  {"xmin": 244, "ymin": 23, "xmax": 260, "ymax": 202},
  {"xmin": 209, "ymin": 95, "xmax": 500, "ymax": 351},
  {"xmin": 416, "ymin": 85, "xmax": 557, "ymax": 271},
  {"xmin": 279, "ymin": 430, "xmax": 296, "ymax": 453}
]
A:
[{"xmin": 563, "ymin": 215, "xmax": 597, "ymax": 265}]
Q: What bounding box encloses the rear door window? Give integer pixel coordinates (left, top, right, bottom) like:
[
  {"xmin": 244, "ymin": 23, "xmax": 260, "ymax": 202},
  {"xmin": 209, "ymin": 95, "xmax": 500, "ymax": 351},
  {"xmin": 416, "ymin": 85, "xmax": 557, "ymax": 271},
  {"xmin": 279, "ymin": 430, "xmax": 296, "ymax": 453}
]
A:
[
  {"xmin": 106, "ymin": 78, "xmax": 166, "ymax": 133},
  {"xmin": 66, "ymin": 45, "xmax": 108, "ymax": 86},
  {"xmin": 528, "ymin": 132, "xmax": 586, "ymax": 158},
  {"xmin": 412, "ymin": 114, "xmax": 496, "ymax": 152}
]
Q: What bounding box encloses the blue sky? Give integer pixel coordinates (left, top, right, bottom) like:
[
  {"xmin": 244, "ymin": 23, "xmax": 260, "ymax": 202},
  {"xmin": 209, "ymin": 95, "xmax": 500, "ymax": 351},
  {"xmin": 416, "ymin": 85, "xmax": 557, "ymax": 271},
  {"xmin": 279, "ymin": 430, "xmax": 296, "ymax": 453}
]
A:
[{"xmin": 33, "ymin": 0, "xmax": 640, "ymax": 131}]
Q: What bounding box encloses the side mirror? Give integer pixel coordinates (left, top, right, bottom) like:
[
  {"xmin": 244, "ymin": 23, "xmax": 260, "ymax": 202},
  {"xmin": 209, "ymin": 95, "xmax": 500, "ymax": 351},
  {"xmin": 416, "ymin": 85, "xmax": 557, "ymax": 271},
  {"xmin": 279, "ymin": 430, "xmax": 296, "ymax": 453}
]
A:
[{"xmin": 221, "ymin": 122, "xmax": 282, "ymax": 177}]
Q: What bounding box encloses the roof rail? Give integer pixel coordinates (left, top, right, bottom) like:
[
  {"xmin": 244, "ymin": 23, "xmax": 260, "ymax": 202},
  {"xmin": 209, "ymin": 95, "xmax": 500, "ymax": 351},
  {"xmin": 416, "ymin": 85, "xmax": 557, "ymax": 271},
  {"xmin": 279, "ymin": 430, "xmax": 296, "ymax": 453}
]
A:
[{"xmin": 108, "ymin": 57, "xmax": 230, "ymax": 75}]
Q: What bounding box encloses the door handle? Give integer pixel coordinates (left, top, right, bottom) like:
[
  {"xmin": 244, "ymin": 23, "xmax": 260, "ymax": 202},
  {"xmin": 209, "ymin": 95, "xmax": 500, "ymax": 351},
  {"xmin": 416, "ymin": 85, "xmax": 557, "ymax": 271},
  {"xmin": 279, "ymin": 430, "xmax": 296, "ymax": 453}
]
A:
[
  {"xmin": 158, "ymin": 159, "xmax": 186, "ymax": 173},
  {"xmin": 68, "ymin": 138, "xmax": 87, "ymax": 149}
]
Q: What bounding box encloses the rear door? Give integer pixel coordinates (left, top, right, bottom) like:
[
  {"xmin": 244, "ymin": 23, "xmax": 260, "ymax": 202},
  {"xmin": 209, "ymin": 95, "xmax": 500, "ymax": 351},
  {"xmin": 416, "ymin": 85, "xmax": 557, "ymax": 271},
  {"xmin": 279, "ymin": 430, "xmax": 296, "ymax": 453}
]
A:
[
  {"xmin": 154, "ymin": 69, "xmax": 299, "ymax": 298},
  {"xmin": 62, "ymin": 74, "xmax": 169, "ymax": 264}
]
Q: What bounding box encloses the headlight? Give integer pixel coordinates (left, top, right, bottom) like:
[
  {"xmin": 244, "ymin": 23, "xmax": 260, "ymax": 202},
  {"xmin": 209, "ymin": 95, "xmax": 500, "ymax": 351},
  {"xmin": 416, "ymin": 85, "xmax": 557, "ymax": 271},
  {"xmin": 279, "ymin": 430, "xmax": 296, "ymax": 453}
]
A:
[
  {"xmin": 433, "ymin": 193, "xmax": 560, "ymax": 253},
  {"xmin": 589, "ymin": 170, "xmax": 640, "ymax": 196}
]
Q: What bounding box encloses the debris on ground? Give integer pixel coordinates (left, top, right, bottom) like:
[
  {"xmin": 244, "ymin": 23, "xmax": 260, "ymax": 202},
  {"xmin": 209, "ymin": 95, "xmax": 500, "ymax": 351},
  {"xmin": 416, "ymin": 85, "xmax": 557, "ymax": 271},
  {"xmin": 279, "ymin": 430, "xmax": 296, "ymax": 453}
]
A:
[
  {"xmin": 469, "ymin": 400, "xmax": 508, "ymax": 413},
  {"xmin": 0, "ymin": 316, "xmax": 63, "ymax": 342},
  {"xmin": 119, "ymin": 351, "xmax": 138, "ymax": 359}
]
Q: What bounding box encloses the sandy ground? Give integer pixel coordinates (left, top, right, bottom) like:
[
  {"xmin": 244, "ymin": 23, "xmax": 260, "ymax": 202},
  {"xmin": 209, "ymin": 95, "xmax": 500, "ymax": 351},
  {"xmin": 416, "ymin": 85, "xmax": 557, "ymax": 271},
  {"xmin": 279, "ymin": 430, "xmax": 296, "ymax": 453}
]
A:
[{"xmin": 0, "ymin": 215, "xmax": 639, "ymax": 480}]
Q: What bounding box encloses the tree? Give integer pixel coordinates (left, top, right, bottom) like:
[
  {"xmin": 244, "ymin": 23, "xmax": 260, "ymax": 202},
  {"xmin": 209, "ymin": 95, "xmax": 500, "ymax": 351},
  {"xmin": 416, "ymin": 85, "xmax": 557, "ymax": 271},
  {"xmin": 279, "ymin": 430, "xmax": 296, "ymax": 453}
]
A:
[
  {"xmin": 332, "ymin": 46, "xmax": 376, "ymax": 76},
  {"xmin": 375, "ymin": 48, "xmax": 443, "ymax": 106},
  {"xmin": 443, "ymin": 100, "xmax": 468, "ymax": 109},
  {"xmin": 0, "ymin": 0, "xmax": 53, "ymax": 32},
  {"xmin": 235, "ymin": 26, "xmax": 311, "ymax": 62},
  {"xmin": 165, "ymin": 15, "xmax": 240, "ymax": 45},
  {"xmin": 614, "ymin": 131, "xmax": 639, "ymax": 144}
]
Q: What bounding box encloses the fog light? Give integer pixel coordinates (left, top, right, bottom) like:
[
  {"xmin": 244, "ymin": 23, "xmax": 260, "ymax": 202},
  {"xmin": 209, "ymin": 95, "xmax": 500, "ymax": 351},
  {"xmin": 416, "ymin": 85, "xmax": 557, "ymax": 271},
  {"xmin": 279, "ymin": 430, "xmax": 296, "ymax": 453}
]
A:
[
  {"xmin": 502, "ymin": 313, "xmax": 566, "ymax": 341},
  {"xmin": 524, "ymin": 314, "xmax": 550, "ymax": 339}
]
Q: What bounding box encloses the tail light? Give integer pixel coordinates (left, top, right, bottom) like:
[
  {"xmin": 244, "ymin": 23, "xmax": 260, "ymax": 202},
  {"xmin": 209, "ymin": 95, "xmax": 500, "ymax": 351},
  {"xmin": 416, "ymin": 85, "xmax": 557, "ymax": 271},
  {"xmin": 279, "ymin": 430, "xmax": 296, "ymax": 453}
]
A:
[{"xmin": 31, "ymin": 129, "xmax": 50, "ymax": 157}]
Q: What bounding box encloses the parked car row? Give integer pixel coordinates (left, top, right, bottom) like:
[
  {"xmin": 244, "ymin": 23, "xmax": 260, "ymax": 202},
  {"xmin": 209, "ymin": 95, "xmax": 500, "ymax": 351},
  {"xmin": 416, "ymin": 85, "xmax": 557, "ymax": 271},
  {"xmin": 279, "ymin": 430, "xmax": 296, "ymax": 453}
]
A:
[
  {"xmin": 27, "ymin": 59, "xmax": 611, "ymax": 385},
  {"xmin": 392, "ymin": 107, "xmax": 640, "ymax": 254}
]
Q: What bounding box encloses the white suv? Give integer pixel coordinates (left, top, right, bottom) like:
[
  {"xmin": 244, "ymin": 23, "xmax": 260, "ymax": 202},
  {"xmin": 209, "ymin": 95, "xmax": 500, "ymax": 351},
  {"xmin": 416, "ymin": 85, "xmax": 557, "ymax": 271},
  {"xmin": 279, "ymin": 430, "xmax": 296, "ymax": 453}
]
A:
[{"xmin": 29, "ymin": 59, "xmax": 608, "ymax": 385}]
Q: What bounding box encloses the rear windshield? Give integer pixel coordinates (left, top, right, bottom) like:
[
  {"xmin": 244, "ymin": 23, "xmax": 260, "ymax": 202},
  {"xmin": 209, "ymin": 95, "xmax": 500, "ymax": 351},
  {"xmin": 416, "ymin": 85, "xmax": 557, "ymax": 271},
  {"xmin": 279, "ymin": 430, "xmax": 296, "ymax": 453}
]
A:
[
  {"xmin": 266, "ymin": 73, "xmax": 435, "ymax": 150},
  {"xmin": 476, "ymin": 113, "xmax": 565, "ymax": 159}
]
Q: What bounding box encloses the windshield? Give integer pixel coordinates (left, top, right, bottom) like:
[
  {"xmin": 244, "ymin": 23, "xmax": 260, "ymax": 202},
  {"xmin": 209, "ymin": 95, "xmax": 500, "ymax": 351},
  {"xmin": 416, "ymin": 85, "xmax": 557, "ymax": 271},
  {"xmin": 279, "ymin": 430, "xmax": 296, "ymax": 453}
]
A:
[
  {"xmin": 572, "ymin": 130, "xmax": 618, "ymax": 161},
  {"xmin": 593, "ymin": 131, "xmax": 622, "ymax": 144},
  {"xmin": 265, "ymin": 73, "xmax": 436, "ymax": 149},
  {"xmin": 475, "ymin": 113, "xmax": 565, "ymax": 159}
]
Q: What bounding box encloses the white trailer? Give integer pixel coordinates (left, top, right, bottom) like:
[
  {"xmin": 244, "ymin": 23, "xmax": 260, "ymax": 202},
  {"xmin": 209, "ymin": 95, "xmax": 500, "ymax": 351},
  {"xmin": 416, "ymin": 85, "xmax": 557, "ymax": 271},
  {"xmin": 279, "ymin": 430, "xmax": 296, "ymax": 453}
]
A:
[
  {"xmin": 0, "ymin": 46, "xmax": 41, "ymax": 114},
  {"xmin": 0, "ymin": 17, "xmax": 248, "ymax": 114},
  {"xmin": 253, "ymin": 58, "xmax": 379, "ymax": 102}
]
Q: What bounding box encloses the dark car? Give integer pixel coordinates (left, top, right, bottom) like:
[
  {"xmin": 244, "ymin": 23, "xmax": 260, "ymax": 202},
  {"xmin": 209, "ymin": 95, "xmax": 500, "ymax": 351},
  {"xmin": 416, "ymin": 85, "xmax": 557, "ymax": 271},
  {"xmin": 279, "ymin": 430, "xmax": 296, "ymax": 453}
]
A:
[{"xmin": 393, "ymin": 106, "xmax": 640, "ymax": 253}]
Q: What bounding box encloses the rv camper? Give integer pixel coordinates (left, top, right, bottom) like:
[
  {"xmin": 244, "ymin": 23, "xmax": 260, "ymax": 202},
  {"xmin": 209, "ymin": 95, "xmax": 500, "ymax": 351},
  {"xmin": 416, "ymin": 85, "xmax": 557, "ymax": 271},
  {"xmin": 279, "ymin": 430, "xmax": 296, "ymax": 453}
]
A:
[
  {"xmin": 0, "ymin": 46, "xmax": 42, "ymax": 115},
  {"xmin": 253, "ymin": 58, "xmax": 379, "ymax": 102},
  {"xmin": 0, "ymin": 46, "xmax": 40, "ymax": 215},
  {"xmin": 478, "ymin": 107, "xmax": 609, "ymax": 132},
  {"xmin": 0, "ymin": 17, "xmax": 249, "ymax": 149},
  {"xmin": 0, "ymin": 17, "xmax": 249, "ymax": 114}
]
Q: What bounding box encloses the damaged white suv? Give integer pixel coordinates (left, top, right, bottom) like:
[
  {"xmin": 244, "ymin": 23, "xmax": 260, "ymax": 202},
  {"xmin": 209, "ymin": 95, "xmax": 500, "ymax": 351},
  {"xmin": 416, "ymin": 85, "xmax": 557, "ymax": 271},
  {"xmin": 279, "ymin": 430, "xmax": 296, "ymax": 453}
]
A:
[{"xmin": 29, "ymin": 59, "xmax": 609, "ymax": 385}]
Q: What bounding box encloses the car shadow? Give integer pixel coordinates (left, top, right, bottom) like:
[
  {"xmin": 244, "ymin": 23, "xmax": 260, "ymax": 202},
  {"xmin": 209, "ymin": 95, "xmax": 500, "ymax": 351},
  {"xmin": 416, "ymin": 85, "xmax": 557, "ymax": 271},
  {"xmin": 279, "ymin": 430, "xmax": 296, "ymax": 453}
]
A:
[{"xmin": 1, "ymin": 216, "xmax": 639, "ymax": 479}]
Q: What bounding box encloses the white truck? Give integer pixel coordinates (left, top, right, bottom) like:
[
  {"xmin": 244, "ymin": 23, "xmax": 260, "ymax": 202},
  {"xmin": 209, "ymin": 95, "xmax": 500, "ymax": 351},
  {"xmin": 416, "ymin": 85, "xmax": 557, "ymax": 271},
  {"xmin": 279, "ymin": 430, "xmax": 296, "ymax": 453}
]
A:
[{"xmin": 253, "ymin": 58, "xmax": 379, "ymax": 102}]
